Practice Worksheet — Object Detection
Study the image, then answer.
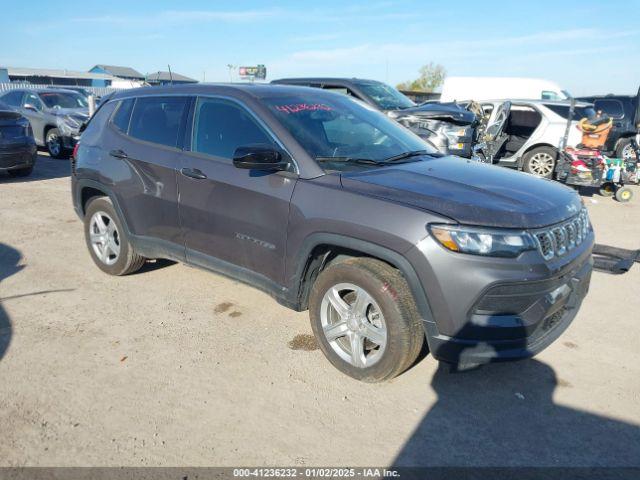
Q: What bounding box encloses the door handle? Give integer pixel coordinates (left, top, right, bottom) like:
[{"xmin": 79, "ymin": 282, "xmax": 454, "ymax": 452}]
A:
[
  {"xmin": 180, "ymin": 167, "xmax": 207, "ymax": 180},
  {"xmin": 109, "ymin": 149, "xmax": 128, "ymax": 159}
]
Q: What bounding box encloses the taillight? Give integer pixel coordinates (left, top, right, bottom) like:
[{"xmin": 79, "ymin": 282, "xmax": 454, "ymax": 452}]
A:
[{"xmin": 72, "ymin": 143, "xmax": 80, "ymax": 159}]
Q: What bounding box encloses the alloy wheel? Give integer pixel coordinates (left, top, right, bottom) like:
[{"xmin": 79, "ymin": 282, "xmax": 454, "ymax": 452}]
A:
[
  {"xmin": 622, "ymin": 143, "xmax": 637, "ymax": 161},
  {"xmin": 320, "ymin": 283, "xmax": 387, "ymax": 368},
  {"xmin": 89, "ymin": 211, "xmax": 121, "ymax": 266},
  {"xmin": 529, "ymin": 152, "xmax": 555, "ymax": 177},
  {"xmin": 47, "ymin": 132, "xmax": 61, "ymax": 157}
]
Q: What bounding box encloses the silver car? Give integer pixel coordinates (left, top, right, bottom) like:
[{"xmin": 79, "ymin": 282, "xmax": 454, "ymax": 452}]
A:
[
  {"xmin": 0, "ymin": 88, "xmax": 89, "ymax": 158},
  {"xmin": 475, "ymin": 99, "xmax": 596, "ymax": 178}
]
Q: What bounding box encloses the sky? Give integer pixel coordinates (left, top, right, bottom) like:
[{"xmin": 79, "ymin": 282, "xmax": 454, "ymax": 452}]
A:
[{"xmin": 1, "ymin": 0, "xmax": 639, "ymax": 96}]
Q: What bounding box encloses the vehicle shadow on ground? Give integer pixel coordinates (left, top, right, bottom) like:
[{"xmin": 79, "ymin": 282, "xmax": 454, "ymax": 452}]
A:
[
  {"xmin": 0, "ymin": 153, "xmax": 70, "ymax": 183},
  {"xmin": 393, "ymin": 358, "xmax": 640, "ymax": 469},
  {"xmin": 135, "ymin": 258, "xmax": 177, "ymax": 274},
  {"xmin": 0, "ymin": 243, "xmax": 23, "ymax": 362}
]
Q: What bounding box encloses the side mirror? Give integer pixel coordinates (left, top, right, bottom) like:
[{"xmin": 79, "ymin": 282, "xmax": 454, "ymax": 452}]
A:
[
  {"xmin": 233, "ymin": 144, "xmax": 290, "ymax": 171},
  {"xmin": 23, "ymin": 104, "xmax": 38, "ymax": 112}
]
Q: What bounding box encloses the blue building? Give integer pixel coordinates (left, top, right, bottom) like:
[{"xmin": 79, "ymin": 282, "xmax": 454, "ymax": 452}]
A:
[{"xmin": 89, "ymin": 65, "xmax": 145, "ymax": 86}]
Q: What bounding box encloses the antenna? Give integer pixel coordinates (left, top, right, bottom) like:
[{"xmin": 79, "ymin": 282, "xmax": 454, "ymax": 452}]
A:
[{"xmin": 167, "ymin": 64, "xmax": 173, "ymax": 86}]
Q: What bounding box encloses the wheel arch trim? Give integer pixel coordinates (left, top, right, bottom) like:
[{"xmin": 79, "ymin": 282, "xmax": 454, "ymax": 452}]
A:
[
  {"xmin": 74, "ymin": 179, "xmax": 132, "ymax": 235},
  {"xmin": 290, "ymin": 233, "xmax": 436, "ymax": 327}
]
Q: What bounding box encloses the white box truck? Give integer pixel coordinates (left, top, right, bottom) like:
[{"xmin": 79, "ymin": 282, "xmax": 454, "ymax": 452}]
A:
[{"xmin": 441, "ymin": 77, "xmax": 569, "ymax": 102}]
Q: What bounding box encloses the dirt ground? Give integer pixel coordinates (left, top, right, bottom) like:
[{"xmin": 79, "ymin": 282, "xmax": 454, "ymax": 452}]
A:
[{"xmin": 1, "ymin": 154, "xmax": 639, "ymax": 467}]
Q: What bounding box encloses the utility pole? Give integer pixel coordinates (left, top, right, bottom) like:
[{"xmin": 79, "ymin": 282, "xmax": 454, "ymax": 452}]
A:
[{"xmin": 226, "ymin": 64, "xmax": 236, "ymax": 82}]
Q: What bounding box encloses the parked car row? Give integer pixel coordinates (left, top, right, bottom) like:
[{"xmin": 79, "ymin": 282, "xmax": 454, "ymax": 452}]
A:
[{"xmin": 0, "ymin": 88, "xmax": 90, "ymax": 159}]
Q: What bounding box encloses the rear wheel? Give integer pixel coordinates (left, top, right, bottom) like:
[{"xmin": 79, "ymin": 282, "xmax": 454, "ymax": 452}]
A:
[
  {"xmin": 599, "ymin": 182, "xmax": 615, "ymax": 197},
  {"xmin": 616, "ymin": 138, "xmax": 637, "ymax": 161},
  {"xmin": 522, "ymin": 146, "xmax": 557, "ymax": 178},
  {"xmin": 84, "ymin": 197, "xmax": 146, "ymax": 275},
  {"xmin": 309, "ymin": 257, "xmax": 424, "ymax": 382}
]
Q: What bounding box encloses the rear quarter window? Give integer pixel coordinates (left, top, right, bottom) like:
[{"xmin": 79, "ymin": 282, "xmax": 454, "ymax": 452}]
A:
[
  {"xmin": 79, "ymin": 101, "xmax": 118, "ymax": 145},
  {"xmin": 544, "ymin": 104, "xmax": 596, "ymax": 121}
]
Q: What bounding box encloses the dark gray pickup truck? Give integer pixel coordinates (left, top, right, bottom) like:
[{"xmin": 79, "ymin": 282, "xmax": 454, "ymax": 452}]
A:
[{"xmin": 72, "ymin": 84, "xmax": 593, "ymax": 382}]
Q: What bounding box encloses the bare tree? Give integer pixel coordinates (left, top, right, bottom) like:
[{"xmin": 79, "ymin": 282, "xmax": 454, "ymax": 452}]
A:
[{"xmin": 397, "ymin": 63, "xmax": 446, "ymax": 92}]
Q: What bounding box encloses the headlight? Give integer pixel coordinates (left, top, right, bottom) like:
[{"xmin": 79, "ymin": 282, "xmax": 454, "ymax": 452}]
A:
[
  {"xmin": 57, "ymin": 115, "xmax": 81, "ymax": 134},
  {"xmin": 444, "ymin": 127, "xmax": 468, "ymax": 142},
  {"xmin": 429, "ymin": 224, "xmax": 536, "ymax": 257},
  {"xmin": 62, "ymin": 115, "xmax": 81, "ymax": 129}
]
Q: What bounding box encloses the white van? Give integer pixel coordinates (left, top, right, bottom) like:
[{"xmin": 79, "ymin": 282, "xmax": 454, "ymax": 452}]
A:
[{"xmin": 441, "ymin": 77, "xmax": 570, "ymax": 102}]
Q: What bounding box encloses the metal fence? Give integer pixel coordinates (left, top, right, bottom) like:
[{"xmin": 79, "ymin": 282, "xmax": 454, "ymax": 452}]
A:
[{"xmin": 0, "ymin": 83, "xmax": 124, "ymax": 97}]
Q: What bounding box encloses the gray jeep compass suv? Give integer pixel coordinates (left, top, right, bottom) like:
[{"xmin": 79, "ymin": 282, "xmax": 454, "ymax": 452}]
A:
[{"xmin": 72, "ymin": 84, "xmax": 593, "ymax": 382}]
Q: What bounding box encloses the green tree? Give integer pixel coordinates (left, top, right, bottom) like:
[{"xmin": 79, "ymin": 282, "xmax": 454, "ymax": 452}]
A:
[{"xmin": 397, "ymin": 63, "xmax": 446, "ymax": 92}]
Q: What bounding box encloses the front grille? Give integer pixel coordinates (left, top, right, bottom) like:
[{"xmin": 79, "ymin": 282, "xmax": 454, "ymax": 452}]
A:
[{"xmin": 533, "ymin": 209, "xmax": 590, "ymax": 261}]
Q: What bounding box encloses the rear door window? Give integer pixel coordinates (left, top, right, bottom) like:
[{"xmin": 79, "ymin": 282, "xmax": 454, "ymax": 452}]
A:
[
  {"xmin": 128, "ymin": 96, "xmax": 189, "ymax": 148},
  {"xmin": 593, "ymin": 99, "xmax": 625, "ymax": 119},
  {"xmin": 191, "ymin": 97, "xmax": 275, "ymax": 160}
]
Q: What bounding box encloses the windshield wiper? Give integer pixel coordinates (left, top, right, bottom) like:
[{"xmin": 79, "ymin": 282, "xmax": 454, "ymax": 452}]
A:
[
  {"xmin": 379, "ymin": 150, "xmax": 434, "ymax": 164},
  {"xmin": 314, "ymin": 156, "xmax": 381, "ymax": 165}
]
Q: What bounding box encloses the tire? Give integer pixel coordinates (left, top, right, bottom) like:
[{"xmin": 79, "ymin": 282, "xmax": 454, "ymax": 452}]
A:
[
  {"xmin": 46, "ymin": 128, "xmax": 67, "ymax": 159},
  {"xmin": 615, "ymin": 138, "xmax": 636, "ymax": 161},
  {"xmin": 522, "ymin": 146, "xmax": 557, "ymax": 179},
  {"xmin": 309, "ymin": 257, "xmax": 424, "ymax": 382},
  {"xmin": 615, "ymin": 187, "xmax": 633, "ymax": 203},
  {"xmin": 7, "ymin": 166, "xmax": 34, "ymax": 178},
  {"xmin": 599, "ymin": 182, "xmax": 615, "ymax": 197},
  {"xmin": 84, "ymin": 197, "xmax": 146, "ymax": 275}
]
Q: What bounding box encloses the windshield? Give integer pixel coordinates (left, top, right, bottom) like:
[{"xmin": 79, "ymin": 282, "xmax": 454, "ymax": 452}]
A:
[
  {"xmin": 356, "ymin": 82, "xmax": 415, "ymax": 111},
  {"xmin": 39, "ymin": 92, "xmax": 88, "ymax": 109},
  {"xmin": 264, "ymin": 92, "xmax": 437, "ymax": 172}
]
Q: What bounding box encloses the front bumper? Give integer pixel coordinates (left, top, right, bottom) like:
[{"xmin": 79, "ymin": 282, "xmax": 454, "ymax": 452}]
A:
[
  {"xmin": 405, "ymin": 229, "xmax": 594, "ymax": 364},
  {"xmin": 424, "ymin": 257, "xmax": 592, "ymax": 364},
  {"xmin": 0, "ymin": 144, "xmax": 37, "ymax": 171},
  {"xmin": 61, "ymin": 134, "xmax": 80, "ymax": 150}
]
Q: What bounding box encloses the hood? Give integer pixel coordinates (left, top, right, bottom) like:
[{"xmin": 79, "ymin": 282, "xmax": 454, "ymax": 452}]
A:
[
  {"xmin": 340, "ymin": 157, "xmax": 583, "ymax": 229},
  {"xmin": 52, "ymin": 107, "xmax": 89, "ymax": 119},
  {"xmin": 391, "ymin": 102, "xmax": 475, "ymax": 125}
]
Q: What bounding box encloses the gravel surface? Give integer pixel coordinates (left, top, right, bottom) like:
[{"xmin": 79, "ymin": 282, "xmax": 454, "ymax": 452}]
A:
[{"xmin": 1, "ymin": 155, "xmax": 639, "ymax": 467}]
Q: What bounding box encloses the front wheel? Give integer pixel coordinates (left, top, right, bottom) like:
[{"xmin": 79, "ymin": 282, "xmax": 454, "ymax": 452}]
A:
[
  {"xmin": 46, "ymin": 128, "xmax": 66, "ymax": 158},
  {"xmin": 522, "ymin": 147, "xmax": 557, "ymax": 179},
  {"xmin": 309, "ymin": 258, "xmax": 424, "ymax": 382}
]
